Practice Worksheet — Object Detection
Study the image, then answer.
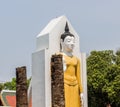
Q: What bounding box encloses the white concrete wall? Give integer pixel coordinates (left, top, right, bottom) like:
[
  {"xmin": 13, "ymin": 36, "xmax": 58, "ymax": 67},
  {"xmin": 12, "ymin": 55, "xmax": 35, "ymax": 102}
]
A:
[
  {"xmin": 32, "ymin": 50, "xmax": 46, "ymax": 107},
  {"xmin": 81, "ymin": 53, "xmax": 88, "ymax": 107}
]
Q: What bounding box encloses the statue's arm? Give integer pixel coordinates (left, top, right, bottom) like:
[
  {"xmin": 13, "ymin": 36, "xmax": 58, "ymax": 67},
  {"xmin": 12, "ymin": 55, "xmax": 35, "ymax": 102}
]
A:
[
  {"xmin": 77, "ymin": 58, "xmax": 84, "ymax": 106},
  {"xmin": 76, "ymin": 58, "xmax": 83, "ymax": 93}
]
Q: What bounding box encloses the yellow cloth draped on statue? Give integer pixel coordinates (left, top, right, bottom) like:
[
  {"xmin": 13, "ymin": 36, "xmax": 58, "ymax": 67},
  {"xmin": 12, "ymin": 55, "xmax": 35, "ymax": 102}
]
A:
[{"xmin": 63, "ymin": 54, "xmax": 83, "ymax": 107}]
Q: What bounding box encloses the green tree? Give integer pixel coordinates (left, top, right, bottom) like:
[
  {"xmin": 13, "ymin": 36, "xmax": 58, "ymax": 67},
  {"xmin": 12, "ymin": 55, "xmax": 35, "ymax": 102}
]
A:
[
  {"xmin": 3, "ymin": 77, "xmax": 31, "ymax": 90},
  {"xmin": 4, "ymin": 78, "xmax": 16, "ymax": 90},
  {"xmin": 0, "ymin": 83, "xmax": 4, "ymax": 92},
  {"xmin": 87, "ymin": 50, "xmax": 120, "ymax": 107}
]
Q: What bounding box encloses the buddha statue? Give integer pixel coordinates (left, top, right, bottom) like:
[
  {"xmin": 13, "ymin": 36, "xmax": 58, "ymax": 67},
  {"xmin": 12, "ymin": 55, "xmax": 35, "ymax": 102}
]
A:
[{"xmin": 60, "ymin": 22, "xmax": 83, "ymax": 107}]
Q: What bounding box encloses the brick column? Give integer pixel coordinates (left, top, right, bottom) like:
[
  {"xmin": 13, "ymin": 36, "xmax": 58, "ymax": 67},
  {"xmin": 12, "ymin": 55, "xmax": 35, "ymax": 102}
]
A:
[
  {"xmin": 51, "ymin": 54, "xmax": 65, "ymax": 107},
  {"xmin": 16, "ymin": 66, "xmax": 28, "ymax": 107}
]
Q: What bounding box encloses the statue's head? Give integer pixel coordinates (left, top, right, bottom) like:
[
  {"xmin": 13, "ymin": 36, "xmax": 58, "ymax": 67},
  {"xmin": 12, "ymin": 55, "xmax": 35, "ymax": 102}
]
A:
[{"xmin": 60, "ymin": 22, "xmax": 75, "ymax": 53}]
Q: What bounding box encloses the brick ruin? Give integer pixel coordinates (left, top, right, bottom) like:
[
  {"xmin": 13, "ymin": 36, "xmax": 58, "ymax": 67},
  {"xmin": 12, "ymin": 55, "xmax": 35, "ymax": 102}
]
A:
[{"xmin": 51, "ymin": 54, "xmax": 65, "ymax": 107}]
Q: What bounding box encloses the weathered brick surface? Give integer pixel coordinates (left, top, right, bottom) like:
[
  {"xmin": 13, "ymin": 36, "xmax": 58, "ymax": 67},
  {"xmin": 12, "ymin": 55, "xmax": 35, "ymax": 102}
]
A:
[
  {"xmin": 16, "ymin": 66, "xmax": 28, "ymax": 107},
  {"xmin": 51, "ymin": 54, "xmax": 65, "ymax": 107}
]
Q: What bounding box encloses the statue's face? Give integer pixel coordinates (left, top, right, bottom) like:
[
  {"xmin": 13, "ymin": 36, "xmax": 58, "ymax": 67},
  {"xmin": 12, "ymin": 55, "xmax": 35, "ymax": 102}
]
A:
[{"xmin": 62, "ymin": 35, "xmax": 75, "ymax": 52}]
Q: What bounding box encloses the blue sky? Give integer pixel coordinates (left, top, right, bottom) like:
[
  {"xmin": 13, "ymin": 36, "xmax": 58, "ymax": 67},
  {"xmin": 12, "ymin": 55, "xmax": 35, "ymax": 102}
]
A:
[{"xmin": 0, "ymin": 0, "xmax": 120, "ymax": 81}]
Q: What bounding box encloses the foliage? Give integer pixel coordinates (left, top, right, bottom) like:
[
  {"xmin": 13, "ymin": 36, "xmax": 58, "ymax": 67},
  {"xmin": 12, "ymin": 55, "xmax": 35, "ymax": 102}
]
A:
[
  {"xmin": 0, "ymin": 77, "xmax": 31, "ymax": 91},
  {"xmin": 27, "ymin": 77, "xmax": 31, "ymax": 88},
  {"xmin": 0, "ymin": 83, "xmax": 4, "ymax": 92},
  {"xmin": 4, "ymin": 78, "xmax": 16, "ymax": 90},
  {"xmin": 87, "ymin": 50, "xmax": 120, "ymax": 107}
]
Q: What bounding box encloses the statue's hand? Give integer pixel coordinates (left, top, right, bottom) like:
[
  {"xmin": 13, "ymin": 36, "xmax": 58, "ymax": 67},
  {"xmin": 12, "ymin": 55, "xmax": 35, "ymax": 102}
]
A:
[
  {"xmin": 63, "ymin": 57, "xmax": 66, "ymax": 71},
  {"xmin": 80, "ymin": 93, "xmax": 84, "ymax": 107}
]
